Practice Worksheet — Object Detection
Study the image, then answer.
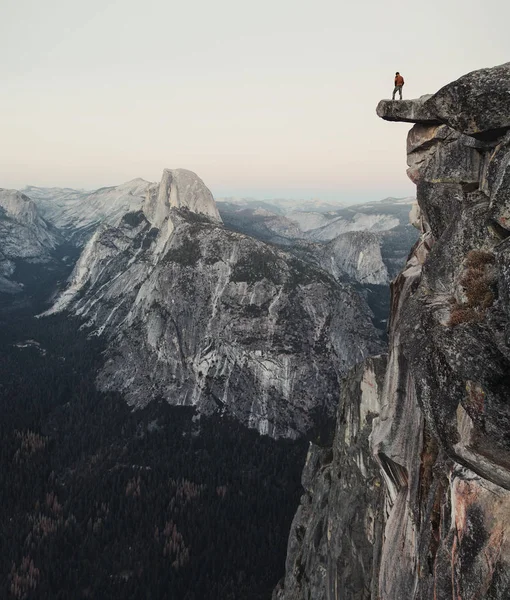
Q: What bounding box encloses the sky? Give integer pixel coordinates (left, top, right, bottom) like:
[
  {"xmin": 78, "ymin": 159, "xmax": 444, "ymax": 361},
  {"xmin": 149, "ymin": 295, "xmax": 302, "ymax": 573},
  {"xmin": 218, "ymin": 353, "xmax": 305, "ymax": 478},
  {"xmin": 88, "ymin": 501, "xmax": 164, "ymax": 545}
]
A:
[{"xmin": 1, "ymin": 0, "xmax": 509, "ymax": 203}]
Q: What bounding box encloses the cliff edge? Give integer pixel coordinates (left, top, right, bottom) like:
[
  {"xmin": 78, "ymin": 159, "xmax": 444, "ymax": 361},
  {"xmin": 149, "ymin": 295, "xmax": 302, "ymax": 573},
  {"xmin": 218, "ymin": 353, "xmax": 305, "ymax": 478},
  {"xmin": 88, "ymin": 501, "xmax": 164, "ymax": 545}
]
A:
[{"xmin": 276, "ymin": 62, "xmax": 510, "ymax": 599}]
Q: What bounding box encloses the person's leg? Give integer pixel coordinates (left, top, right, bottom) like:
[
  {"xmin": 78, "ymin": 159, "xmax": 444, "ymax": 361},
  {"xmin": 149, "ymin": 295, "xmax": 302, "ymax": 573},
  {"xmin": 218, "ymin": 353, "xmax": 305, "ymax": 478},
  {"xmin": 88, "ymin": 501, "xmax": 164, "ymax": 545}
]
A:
[
  {"xmin": 392, "ymin": 86, "xmax": 398, "ymax": 99},
  {"xmin": 399, "ymin": 86, "xmax": 403, "ymax": 100}
]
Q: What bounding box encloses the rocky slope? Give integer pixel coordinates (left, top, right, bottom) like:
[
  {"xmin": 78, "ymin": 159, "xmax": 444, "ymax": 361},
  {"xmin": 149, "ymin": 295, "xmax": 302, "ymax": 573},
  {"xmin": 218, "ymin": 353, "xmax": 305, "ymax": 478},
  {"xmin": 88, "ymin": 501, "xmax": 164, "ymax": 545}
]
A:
[
  {"xmin": 26, "ymin": 178, "xmax": 152, "ymax": 245},
  {"xmin": 0, "ymin": 189, "xmax": 62, "ymax": 294},
  {"xmin": 276, "ymin": 62, "xmax": 510, "ymax": 598},
  {"xmin": 220, "ymin": 197, "xmax": 417, "ymax": 286},
  {"xmin": 46, "ymin": 168, "xmax": 383, "ymax": 439}
]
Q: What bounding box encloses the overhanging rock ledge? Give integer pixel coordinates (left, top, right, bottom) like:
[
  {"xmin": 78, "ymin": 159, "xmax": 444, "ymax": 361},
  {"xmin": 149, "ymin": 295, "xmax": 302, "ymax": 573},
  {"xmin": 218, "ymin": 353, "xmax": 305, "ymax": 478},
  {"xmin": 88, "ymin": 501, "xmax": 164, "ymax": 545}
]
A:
[{"xmin": 275, "ymin": 60, "xmax": 510, "ymax": 600}]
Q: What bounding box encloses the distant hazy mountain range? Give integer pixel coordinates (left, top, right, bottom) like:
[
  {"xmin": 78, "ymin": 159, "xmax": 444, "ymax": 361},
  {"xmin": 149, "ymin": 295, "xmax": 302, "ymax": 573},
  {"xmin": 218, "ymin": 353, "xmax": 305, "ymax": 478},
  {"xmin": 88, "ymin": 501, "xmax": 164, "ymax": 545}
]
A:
[
  {"xmin": 216, "ymin": 197, "xmax": 348, "ymax": 214},
  {"xmin": 218, "ymin": 196, "xmax": 417, "ymax": 286},
  {"xmin": 24, "ymin": 179, "xmax": 152, "ymax": 245},
  {"xmin": 217, "ymin": 196, "xmax": 414, "ymax": 240},
  {"xmin": 0, "ymin": 179, "xmax": 417, "ymax": 311}
]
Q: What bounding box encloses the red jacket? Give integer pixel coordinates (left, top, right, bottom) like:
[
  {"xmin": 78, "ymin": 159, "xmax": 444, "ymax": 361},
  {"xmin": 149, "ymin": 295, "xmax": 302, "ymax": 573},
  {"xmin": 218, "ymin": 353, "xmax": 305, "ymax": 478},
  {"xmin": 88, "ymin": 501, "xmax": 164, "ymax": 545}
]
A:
[{"xmin": 395, "ymin": 74, "xmax": 404, "ymax": 86}]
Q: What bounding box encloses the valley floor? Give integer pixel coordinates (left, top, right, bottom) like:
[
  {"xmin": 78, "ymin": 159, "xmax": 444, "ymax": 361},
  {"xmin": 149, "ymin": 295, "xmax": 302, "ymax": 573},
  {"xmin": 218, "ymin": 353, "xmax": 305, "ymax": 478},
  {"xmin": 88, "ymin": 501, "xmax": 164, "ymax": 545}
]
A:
[{"xmin": 0, "ymin": 272, "xmax": 307, "ymax": 600}]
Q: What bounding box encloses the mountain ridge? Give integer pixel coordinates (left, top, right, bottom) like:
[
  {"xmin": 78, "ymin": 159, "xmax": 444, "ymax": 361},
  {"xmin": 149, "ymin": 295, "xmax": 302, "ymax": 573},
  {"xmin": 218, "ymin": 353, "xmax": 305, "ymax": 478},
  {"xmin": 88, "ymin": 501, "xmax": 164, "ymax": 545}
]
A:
[
  {"xmin": 25, "ymin": 178, "xmax": 153, "ymax": 245},
  {"xmin": 0, "ymin": 188, "xmax": 63, "ymax": 295},
  {"xmin": 45, "ymin": 168, "xmax": 383, "ymax": 438}
]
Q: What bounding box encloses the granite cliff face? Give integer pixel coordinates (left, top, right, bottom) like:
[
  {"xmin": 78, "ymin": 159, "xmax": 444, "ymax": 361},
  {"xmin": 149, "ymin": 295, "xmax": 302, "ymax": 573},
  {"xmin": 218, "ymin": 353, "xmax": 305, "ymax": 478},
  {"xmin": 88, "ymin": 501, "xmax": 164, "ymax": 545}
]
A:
[
  {"xmin": 276, "ymin": 63, "xmax": 510, "ymax": 598},
  {"xmin": 274, "ymin": 356, "xmax": 387, "ymax": 600},
  {"xmin": 0, "ymin": 189, "xmax": 62, "ymax": 294},
  {"xmin": 322, "ymin": 231, "xmax": 389, "ymax": 285},
  {"xmin": 46, "ymin": 169, "xmax": 382, "ymax": 439}
]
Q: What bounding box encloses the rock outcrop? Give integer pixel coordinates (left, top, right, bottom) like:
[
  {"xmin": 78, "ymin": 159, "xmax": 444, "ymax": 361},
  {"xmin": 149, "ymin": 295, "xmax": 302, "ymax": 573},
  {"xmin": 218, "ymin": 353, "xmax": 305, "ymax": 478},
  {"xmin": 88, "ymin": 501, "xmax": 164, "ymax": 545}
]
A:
[
  {"xmin": 46, "ymin": 169, "xmax": 383, "ymax": 438},
  {"xmin": 276, "ymin": 62, "xmax": 510, "ymax": 598},
  {"xmin": 376, "ymin": 94, "xmax": 438, "ymax": 124},
  {"xmin": 425, "ymin": 62, "xmax": 510, "ymax": 138},
  {"xmin": 144, "ymin": 169, "xmax": 221, "ymax": 227},
  {"xmin": 377, "ymin": 62, "xmax": 510, "ymax": 139}
]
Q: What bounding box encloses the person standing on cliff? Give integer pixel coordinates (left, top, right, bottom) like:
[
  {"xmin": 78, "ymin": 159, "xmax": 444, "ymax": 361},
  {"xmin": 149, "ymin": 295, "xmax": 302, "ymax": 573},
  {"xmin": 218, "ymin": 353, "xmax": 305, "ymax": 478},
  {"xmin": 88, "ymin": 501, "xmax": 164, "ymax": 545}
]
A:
[{"xmin": 392, "ymin": 72, "xmax": 404, "ymax": 100}]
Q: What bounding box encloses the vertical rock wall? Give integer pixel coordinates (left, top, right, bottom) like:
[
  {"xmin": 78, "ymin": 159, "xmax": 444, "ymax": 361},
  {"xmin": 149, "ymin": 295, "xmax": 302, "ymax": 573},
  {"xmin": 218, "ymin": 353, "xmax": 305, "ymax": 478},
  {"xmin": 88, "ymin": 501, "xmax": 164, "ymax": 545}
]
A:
[
  {"xmin": 277, "ymin": 63, "xmax": 510, "ymax": 599},
  {"xmin": 274, "ymin": 356, "xmax": 387, "ymax": 600}
]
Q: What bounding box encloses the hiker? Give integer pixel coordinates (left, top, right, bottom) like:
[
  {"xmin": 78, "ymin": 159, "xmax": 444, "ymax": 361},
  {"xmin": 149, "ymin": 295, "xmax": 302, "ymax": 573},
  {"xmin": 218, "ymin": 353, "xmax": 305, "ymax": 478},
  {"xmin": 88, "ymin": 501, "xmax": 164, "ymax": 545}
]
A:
[{"xmin": 392, "ymin": 72, "xmax": 404, "ymax": 100}]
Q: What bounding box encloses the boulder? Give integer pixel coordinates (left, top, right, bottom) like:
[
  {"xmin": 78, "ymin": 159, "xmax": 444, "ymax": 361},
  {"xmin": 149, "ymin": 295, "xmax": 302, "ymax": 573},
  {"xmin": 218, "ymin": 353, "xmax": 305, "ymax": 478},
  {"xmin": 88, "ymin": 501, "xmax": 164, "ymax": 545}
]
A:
[{"xmin": 425, "ymin": 62, "xmax": 510, "ymax": 138}]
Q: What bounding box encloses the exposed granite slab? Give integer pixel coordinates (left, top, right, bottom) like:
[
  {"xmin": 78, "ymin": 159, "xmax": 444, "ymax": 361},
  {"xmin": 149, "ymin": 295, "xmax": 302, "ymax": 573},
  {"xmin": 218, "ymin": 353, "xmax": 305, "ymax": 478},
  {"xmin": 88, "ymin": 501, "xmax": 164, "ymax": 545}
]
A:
[{"xmin": 376, "ymin": 95, "xmax": 440, "ymax": 124}]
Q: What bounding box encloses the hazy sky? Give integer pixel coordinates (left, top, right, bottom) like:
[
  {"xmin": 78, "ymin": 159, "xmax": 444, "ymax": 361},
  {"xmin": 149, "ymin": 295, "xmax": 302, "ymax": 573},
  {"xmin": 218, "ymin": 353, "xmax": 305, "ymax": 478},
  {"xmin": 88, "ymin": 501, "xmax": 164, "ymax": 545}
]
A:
[{"xmin": 1, "ymin": 0, "xmax": 509, "ymax": 203}]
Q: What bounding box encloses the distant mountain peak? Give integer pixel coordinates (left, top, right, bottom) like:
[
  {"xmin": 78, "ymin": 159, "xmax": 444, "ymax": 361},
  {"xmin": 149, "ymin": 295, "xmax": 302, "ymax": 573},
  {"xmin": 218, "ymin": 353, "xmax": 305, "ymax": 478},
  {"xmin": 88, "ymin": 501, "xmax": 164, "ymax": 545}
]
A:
[
  {"xmin": 114, "ymin": 178, "xmax": 152, "ymax": 194},
  {"xmin": 144, "ymin": 169, "xmax": 222, "ymax": 229},
  {"xmin": 0, "ymin": 188, "xmax": 39, "ymax": 225},
  {"xmin": 43, "ymin": 168, "xmax": 382, "ymax": 438}
]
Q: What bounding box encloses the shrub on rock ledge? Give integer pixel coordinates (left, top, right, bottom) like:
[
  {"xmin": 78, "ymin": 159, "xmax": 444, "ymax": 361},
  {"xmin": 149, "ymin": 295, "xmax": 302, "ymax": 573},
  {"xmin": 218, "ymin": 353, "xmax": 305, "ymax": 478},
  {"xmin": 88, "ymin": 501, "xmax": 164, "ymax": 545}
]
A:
[{"xmin": 449, "ymin": 250, "xmax": 496, "ymax": 326}]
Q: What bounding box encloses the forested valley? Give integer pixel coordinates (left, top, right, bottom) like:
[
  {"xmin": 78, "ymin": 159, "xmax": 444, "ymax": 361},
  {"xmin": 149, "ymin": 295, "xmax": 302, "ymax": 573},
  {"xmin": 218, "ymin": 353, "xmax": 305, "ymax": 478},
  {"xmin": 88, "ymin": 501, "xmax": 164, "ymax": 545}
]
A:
[{"xmin": 0, "ymin": 263, "xmax": 307, "ymax": 599}]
